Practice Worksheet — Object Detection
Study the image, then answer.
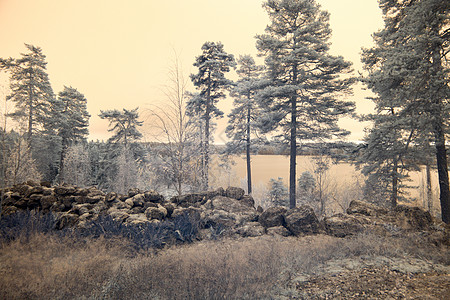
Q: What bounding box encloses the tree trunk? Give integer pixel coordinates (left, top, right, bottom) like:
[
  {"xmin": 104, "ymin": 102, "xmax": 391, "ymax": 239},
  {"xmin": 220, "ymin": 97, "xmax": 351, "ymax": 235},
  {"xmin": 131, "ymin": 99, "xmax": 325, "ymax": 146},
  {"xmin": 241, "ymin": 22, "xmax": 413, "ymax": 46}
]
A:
[
  {"xmin": 434, "ymin": 125, "xmax": 449, "ymax": 223},
  {"xmin": 391, "ymin": 159, "xmax": 398, "ymax": 208},
  {"xmin": 27, "ymin": 84, "xmax": 34, "ymax": 147},
  {"xmin": 289, "ymin": 95, "xmax": 297, "ymax": 209},
  {"xmin": 204, "ymin": 73, "xmax": 211, "ymax": 191},
  {"xmin": 246, "ymin": 103, "xmax": 252, "ymax": 195},
  {"xmin": 430, "ymin": 29, "xmax": 449, "ymax": 223},
  {"xmin": 58, "ymin": 139, "xmax": 67, "ymax": 184},
  {"xmin": 426, "ymin": 162, "xmax": 433, "ymax": 212}
]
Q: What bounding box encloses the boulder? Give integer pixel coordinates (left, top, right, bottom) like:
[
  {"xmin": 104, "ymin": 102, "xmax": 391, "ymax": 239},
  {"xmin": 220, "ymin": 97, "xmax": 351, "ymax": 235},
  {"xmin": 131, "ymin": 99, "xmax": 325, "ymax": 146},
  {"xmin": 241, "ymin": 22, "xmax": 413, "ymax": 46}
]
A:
[
  {"xmin": 162, "ymin": 202, "xmax": 175, "ymax": 217},
  {"xmin": 204, "ymin": 210, "xmax": 238, "ymax": 228},
  {"xmin": 40, "ymin": 181, "xmax": 52, "ymax": 188},
  {"xmin": 126, "ymin": 213, "xmax": 148, "ymax": 225},
  {"xmin": 144, "ymin": 190, "xmax": 164, "ymax": 203},
  {"xmin": 108, "ymin": 208, "xmax": 130, "ymax": 222},
  {"xmin": 394, "ymin": 205, "xmax": 433, "ymax": 231},
  {"xmin": 267, "ymin": 226, "xmax": 292, "ymax": 237},
  {"xmin": 125, "ymin": 198, "xmax": 134, "ymax": 207},
  {"xmin": 131, "ymin": 194, "xmax": 145, "ymax": 207},
  {"xmin": 259, "ymin": 206, "xmax": 287, "ymax": 228},
  {"xmin": 105, "ymin": 192, "xmax": 118, "ymax": 202},
  {"xmin": 85, "ymin": 195, "xmax": 104, "ymax": 204},
  {"xmin": 171, "ymin": 207, "xmax": 202, "ymax": 223},
  {"xmin": 210, "ymin": 196, "xmax": 258, "ymax": 224},
  {"xmin": 236, "ymin": 222, "xmax": 265, "ymax": 237},
  {"xmin": 324, "ymin": 213, "xmax": 367, "ymax": 237},
  {"xmin": 211, "ymin": 196, "xmax": 254, "ymax": 214},
  {"xmin": 54, "ymin": 185, "xmax": 77, "ymax": 196},
  {"xmin": 145, "ymin": 205, "xmax": 168, "ymax": 220},
  {"xmin": 171, "ymin": 189, "xmax": 224, "ymax": 207},
  {"xmin": 284, "ymin": 205, "xmax": 320, "ymax": 236},
  {"xmin": 240, "ymin": 195, "xmax": 255, "ymax": 208},
  {"xmin": 171, "ymin": 193, "xmax": 206, "ymax": 207},
  {"xmin": 71, "ymin": 203, "xmax": 93, "ymax": 216},
  {"xmin": 55, "ymin": 212, "xmax": 79, "ymax": 229},
  {"xmin": 347, "ymin": 200, "xmax": 388, "ymax": 217},
  {"xmin": 225, "ymin": 186, "xmax": 245, "ymax": 200},
  {"xmin": 128, "ymin": 188, "xmax": 141, "ymax": 198}
]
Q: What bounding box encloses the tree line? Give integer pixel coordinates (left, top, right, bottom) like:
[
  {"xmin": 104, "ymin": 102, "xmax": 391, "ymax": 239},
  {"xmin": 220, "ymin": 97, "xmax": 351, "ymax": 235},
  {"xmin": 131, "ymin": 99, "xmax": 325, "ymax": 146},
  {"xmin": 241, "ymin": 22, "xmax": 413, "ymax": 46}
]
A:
[{"xmin": 0, "ymin": 0, "xmax": 448, "ymax": 223}]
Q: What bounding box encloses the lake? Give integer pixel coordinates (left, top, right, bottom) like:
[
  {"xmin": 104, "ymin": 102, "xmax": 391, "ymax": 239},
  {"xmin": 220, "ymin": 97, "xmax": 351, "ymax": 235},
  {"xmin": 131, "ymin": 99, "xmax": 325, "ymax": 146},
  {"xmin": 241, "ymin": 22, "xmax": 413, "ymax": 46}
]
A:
[{"xmin": 210, "ymin": 154, "xmax": 440, "ymax": 215}]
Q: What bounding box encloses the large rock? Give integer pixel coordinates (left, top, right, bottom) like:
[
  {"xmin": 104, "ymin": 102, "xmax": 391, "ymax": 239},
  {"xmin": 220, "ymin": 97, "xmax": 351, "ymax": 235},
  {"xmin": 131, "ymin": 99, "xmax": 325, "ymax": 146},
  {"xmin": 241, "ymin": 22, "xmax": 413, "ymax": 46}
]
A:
[
  {"xmin": 210, "ymin": 196, "xmax": 258, "ymax": 224},
  {"xmin": 394, "ymin": 205, "xmax": 433, "ymax": 231},
  {"xmin": 284, "ymin": 205, "xmax": 320, "ymax": 236},
  {"xmin": 55, "ymin": 212, "xmax": 79, "ymax": 229},
  {"xmin": 145, "ymin": 205, "xmax": 168, "ymax": 220},
  {"xmin": 347, "ymin": 200, "xmax": 389, "ymax": 217},
  {"xmin": 324, "ymin": 213, "xmax": 368, "ymax": 237},
  {"xmin": 126, "ymin": 213, "xmax": 148, "ymax": 225},
  {"xmin": 225, "ymin": 186, "xmax": 245, "ymax": 200},
  {"xmin": 40, "ymin": 195, "xmax": 57, "ymax": 210},
  {"xmin": 54, "ymin": 185, "xmax": 77, "ymax": 196},
  {"xmin": 235, "ymin": 222, "xmax": 265, "ymax": 237},
  {"xmin": 108, "ymin": 208, "xmax": 130, "ymax": 223},
  {"xmin": 144, "ymin": 190, "xmax": 164, "ymax": 203},
  {"xmin": 171, "ymin": 189, "xmax": 224, "ymax": 207},
  {"xmin": 259, "ymin": 206, "xmax": 287, "ymax": 228},
  {"xmin": 240, "ymin": 195, "xmax": 255, "ymax": 208},
  {"xmin": 267, "ymin": 226, "xmax": 292, "ymax": 237}
]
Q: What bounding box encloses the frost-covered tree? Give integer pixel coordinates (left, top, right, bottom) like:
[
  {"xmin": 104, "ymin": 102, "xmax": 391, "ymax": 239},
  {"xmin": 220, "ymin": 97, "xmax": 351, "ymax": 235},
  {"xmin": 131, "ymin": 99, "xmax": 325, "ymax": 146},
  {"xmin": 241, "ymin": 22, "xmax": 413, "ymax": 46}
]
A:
[
  {"xmin": 0, "ymin": 44, "xmax": 55, "ymax": 145},
  {"xmin": 297, "ymin": 171, "xmax": 315, "ymax": 201},
  {"xmin": 147, "ymin": 55, "xmax": 200, "ymax": 195},
  {"xmin": 55, "ymin": 86, "xmax": 90, "ymax": 183},
  {"xmin": 269, "ymin": 177, "xmax": 289, "ymax": 207},
  {"xmin": 361, "ymin": 0, "xmax": 449, "ymax": 222},
  {"xmin": 3, "ymin": 134, "xmax": 41, "ymax": 186},
  {"xmin": 62, "ymin": 144, "xmax": 90, "ymax": 187},
  {"xmin": 99, "ymin": 107, "xmax": 143, "ymax": 147},
  {"xmin": 188, "ymin": 41, "xmax": 236, "ymax": 190},
  {"xmin": 225, "ymin": 55, "xmax": 265, "ymax": 194},
  {"xmin": 256, "ymin": 0, "xmax": 355, "ymax": 208}
]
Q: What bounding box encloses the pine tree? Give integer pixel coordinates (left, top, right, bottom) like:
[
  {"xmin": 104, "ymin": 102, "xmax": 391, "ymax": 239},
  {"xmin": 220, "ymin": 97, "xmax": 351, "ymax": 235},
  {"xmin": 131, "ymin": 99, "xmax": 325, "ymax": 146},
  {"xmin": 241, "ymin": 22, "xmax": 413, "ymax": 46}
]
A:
[
  {"xmin": 256, "ymin": 0, "xmax": 355, "ymax": 208},
  {"xmin": 56, "ymin": 86, "xmax": 90, "ymax": 182},
  {"xmin": 225, "ymin": 55, "xmax": 265, "ymax": 195},
  {"xmin": 0, "ymin": 44, "xmax": 55, "ymax": 145},
  {"xmin": 99, "ymin": 107, "xmax": 143, "ymax": 147},
  {"xmin": 188, "ymin": 41, "xmax": 236, "ymax": 190},
  {"xmin": 269, "ymin": 177, "xmax": 289, "ymax": 207},
  {"xmin": 361, "ymin": 0, "xmax": 449, "ymax": 222}
]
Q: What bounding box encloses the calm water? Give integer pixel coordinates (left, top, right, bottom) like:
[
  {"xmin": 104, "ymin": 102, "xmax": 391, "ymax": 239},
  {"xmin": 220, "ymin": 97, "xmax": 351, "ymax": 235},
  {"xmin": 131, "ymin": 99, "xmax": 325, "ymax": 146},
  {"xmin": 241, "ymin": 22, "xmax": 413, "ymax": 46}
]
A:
[{"xmin": 210, "ymin": 154, "xmax": 440, "ymax": 212}]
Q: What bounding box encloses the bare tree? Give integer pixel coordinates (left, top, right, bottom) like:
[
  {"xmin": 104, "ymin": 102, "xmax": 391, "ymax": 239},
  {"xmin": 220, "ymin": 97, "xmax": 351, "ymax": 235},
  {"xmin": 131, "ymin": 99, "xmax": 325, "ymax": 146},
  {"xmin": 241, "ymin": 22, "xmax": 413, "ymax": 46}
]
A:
[{"xmin": 146, "ymin": 53, "xmax": 200, "ymax": 195}]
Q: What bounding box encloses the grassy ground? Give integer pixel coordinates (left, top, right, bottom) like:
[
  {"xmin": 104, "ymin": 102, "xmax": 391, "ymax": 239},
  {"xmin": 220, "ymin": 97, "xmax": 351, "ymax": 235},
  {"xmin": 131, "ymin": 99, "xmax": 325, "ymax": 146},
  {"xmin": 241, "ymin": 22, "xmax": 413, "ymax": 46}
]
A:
[{"xmin": 0, "ymin": 228, "xmax": 448, "ymax": 299}]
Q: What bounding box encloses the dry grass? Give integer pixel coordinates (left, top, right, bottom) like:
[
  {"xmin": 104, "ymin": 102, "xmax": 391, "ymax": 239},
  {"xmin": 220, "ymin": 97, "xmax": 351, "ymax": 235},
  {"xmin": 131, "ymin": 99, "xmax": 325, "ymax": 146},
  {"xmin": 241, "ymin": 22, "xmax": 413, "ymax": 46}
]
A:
[{"xmin": 0, "ymin": 231, "xmax": 448, "ymax": 299}]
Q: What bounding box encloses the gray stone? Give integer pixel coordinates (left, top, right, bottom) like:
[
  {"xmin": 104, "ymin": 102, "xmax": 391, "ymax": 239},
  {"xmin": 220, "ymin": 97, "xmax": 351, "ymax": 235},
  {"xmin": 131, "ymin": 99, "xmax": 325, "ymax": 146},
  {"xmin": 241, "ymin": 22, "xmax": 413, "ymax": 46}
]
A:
[
  {"xmin": 284, "ymin": 205, "xmax": 320, "ymax": 236},
  {"xmin": 259, "ymin": 206, "xmax": 287, "ymax": 228},
  {"xmin": 225, "ymin": 186, "xmax": 245, "ymax": 200}
]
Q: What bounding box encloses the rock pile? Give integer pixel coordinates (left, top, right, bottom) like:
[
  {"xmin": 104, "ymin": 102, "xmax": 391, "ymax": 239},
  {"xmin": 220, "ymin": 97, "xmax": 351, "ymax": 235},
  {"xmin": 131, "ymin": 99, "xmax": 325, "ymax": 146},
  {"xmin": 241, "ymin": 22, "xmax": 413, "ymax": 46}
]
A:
[{"xmin": 1, "ymin": 182, "xmax": 448, "ymax": 243}]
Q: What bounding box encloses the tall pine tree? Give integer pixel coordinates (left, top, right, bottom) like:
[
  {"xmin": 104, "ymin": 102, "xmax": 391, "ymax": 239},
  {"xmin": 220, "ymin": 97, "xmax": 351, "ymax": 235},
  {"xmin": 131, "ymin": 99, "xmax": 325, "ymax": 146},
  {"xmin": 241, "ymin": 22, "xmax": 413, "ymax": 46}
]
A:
[
  {"xmin": 188, "ymin": 41, "xmax": 235, "ymax": 190},
  {"xmin": 226, "ymin": 55, "xmax": 265, "ymax": 194},
  {"xmin": 362, "ymin": 0, "xmax": 449, "ymax": 222},
  {"xmin": 0, "ymin": 44, "xmax": 55, "ymax": 145},
  {"xmin": 256, "ymin": 0, "xmax": 355, "ymax": 208},
  {"xmin": 56, "ymin": 86, "xmax": 90, "ymax": 182}
]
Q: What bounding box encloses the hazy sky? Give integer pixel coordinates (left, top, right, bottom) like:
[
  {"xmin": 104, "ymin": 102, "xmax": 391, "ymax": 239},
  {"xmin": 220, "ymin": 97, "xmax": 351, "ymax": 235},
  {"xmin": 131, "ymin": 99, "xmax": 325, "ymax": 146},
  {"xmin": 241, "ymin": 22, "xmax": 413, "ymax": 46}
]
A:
[{"xmin": 0, "ymin": 0, "xmax": 383, "ymax": 142}]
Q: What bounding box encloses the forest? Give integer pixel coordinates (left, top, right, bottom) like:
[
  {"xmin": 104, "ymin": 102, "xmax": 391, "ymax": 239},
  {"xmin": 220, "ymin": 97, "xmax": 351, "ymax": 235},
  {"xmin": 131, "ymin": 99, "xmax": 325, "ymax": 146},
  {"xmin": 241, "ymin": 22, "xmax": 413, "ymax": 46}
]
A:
[
  {"xmin": 0, "ymin": 0, "xmax": 448, "ymax": 224},
  {"xmin": 0, "ymin": 0, "xmax": 449, "ymax": 298}
]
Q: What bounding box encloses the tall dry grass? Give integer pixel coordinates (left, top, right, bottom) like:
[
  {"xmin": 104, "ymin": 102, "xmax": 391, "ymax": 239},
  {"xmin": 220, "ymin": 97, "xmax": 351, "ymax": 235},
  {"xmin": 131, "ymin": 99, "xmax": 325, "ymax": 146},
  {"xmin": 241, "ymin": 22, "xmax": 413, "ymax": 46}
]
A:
[{"xmin": 0, "ymin": 230, "xmax": 448, "ymax": 299}]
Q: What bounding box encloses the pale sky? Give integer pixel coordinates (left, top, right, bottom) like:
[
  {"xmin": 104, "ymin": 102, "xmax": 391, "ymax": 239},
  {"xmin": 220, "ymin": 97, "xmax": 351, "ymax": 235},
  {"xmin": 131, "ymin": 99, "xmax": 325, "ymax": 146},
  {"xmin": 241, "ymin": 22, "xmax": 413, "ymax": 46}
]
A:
[{"xmin": 0, "ymin": 0, "xmax": 383, "ymax": 142}]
